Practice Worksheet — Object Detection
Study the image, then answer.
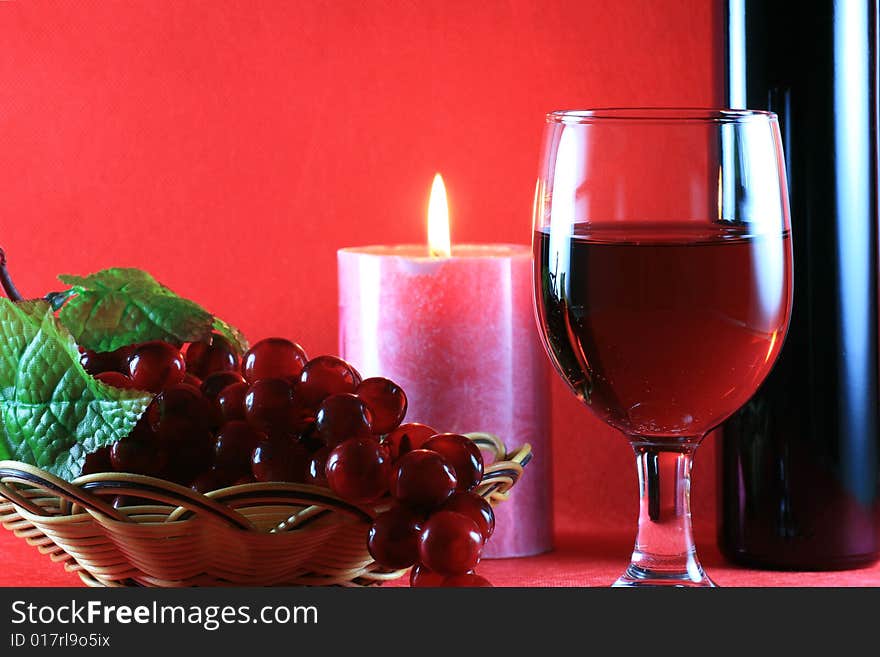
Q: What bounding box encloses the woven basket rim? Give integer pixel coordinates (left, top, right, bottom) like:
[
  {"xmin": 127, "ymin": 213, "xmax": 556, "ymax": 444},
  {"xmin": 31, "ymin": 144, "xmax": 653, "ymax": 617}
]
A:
[{"xmin": 0, "ymin": 433, "xmax": 530, "ymax": 586}]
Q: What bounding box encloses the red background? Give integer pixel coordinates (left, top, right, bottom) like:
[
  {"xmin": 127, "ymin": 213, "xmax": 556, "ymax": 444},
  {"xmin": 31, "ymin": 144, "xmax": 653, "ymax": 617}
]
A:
[{"xmin": 0, "ymin": 0, "xmax": 748, "ymax": 583}]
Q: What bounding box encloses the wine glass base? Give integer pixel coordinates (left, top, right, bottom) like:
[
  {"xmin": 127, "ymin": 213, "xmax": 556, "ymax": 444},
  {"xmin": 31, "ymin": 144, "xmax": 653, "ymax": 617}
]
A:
[{"xmin": 612, "ymin": 563, "xmax": 717, "ymax": 588}]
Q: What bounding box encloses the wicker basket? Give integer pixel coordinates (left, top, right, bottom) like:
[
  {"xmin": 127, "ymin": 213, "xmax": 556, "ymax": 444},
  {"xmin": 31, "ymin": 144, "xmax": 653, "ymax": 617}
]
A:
[{"xmin": 0, "ymin": 433, "xmax": 529, "ymax": 587}]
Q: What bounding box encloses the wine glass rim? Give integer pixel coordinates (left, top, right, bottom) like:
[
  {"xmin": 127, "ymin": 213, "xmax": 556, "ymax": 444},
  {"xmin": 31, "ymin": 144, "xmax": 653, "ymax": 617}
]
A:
[{"xmin": 547, "ymin": 108, "xmax": 777, "ymax": 124}]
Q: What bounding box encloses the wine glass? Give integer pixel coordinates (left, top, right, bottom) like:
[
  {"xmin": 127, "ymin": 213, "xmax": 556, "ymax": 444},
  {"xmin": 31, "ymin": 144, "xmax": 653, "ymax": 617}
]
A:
[{"xmin": 532, "ymin": 108, "xmax": 793, "ymax": 586}]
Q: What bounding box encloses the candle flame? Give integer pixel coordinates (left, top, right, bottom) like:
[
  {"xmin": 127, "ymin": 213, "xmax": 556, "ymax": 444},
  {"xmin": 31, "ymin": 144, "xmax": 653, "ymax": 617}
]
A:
[{"xmin": 428, "ymin": 173, "xmax": 451, "ymax": 258}]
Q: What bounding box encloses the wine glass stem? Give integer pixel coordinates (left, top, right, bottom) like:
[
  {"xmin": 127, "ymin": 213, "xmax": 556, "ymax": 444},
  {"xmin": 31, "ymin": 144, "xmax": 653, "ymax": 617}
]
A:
[{"xmin": 615, "ymin": 440, "xmax": 714, "ymax": 587}]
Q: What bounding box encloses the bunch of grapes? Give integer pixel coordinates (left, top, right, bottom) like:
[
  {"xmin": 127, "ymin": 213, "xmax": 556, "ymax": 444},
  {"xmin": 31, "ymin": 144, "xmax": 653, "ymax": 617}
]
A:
[
  {"xmin": 80, "ymin": 334, "xmax": 494, "ymax": 587},
  {"xmin": 368, "ymin": 430, "xmax": 495, "ymax": 587}
]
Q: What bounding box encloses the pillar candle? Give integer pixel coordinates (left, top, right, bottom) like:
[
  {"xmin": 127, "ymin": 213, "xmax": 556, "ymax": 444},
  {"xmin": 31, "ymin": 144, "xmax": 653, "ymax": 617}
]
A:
[{"xmin": 337, "ymin": 243, "xmax": 552, "ymax": 557}]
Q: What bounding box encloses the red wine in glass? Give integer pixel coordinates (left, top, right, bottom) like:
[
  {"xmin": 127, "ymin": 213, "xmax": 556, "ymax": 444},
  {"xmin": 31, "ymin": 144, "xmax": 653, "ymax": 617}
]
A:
[
  {"xmin": 531, "ymin": 108, "xmax": 794, "ymax": 587},
  {"xmin": 535, "ymin": 223, "xmax": 792, "ymax": 439}
]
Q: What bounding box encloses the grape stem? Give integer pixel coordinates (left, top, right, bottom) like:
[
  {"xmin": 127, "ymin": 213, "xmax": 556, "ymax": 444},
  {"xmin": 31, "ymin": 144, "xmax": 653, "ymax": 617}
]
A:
[{"xmin": 0, "ymin": 247, "xmax": 24, "ymax": 302}]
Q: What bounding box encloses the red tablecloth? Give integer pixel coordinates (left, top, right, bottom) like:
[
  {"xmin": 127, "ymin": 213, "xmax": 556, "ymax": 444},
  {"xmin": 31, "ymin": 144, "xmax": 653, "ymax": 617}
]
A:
[{"xmin": 3, "ymin": 527, "xmax": 878, "ymax": 588}]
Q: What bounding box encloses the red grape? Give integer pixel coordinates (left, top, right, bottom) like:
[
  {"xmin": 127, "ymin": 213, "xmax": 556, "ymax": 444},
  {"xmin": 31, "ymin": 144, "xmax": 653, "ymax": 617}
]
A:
[
  {"xmin": 442, "ymin": 573, "xmax": 493, "ymax": 587},
  {"xmin": 183, "ymin": 373, "xmax": 203, "ymax": 388},
  {"xmin": 440, "ymin": 491, "xmax": 495, "ymax": 541},
  {"xmin": 251, "ymin": 438, "xmax": 310, "ymax": 483},
  {"xmin": 242, "ymin": 337, "xmax": 308, "ymax": 384},
  {"xmin": 190, "ymin": 469, "xmax": 234, "ymax": 493},
  {"xmin": 296, "ymin": 355, "xmax": 361, "ymax": 407},
  {"xmin": 94, "ymin": 371, "xmax": 136, "ymax": 389},
  {"xmin": 288, "ymin": 391, "xmax": 318, "ymax": 434},
  {"xmin": 418, "ymin": 511, "xmax": 483, "ymax": 576},
  {"xmin": 381, "ymin": 423, "xmax": 437, "ymax": 461},
  {"xmin": 289, "ymin": 379, "xmax": 317, "ymax": 411},
  {"xmin": 185, "ymin": 332, "xmax": 239, "ymax": 379},
  {"xmin": 163, "ymin": 427, "xmax": 214, "ymax": 485},
  {"xmin": 110, "ymin": 438, "xmax": 167, "ymax": 476},
  {"xmin": 217, "ymin": 381, "xmax": 248, "ymax": 422},
  {"xmin": 147, "ymin": 383, "xmax": 213, "ymax": 433},
  {"xmin": 151, "ymin": 414, "xmax": 205, "ymax": 446},
  {"xmin": 244, "ymin": 378, "xmax": 295, "ymax": 435},
  {"xmin": 128, "ymin": 414, "xmax": 157, "ymax": 442},
  {"xmin": 126, "ymin": 341, "xmax": 186, "ymax": 393},
  {"xmin": 409, "ymin": 564, "xmax": 446, "ymax": 587},
  {"xmin": 356, "ymin": 377, "xmax": 407, "ymax": 434},
  {"xmin": 315, "ymin": 393, "xmax": 373, "ymax": 447},
  {"xmin": 80, "ymin": 349, "xmax": 114, "ymax": 375},
  {"xmin": 297, "ymin": 423, "xmax": 325, "ymax": 452},
  {"xmin": 305, "ymin": 447, "xmax": 330, "ymax": 486},
  {"xmin": 368, "ymin": 505, "xmax": 423, "ymax": 569},
  {"xmin": 201, "ymin": 371, "xmax": 246, "ymax": 400},
  {"xmin": 391, "ymin": 449, "xmax": 457, "ymax": 510},
  {"xmin": 81, "ymin": 446, "xmax": 112, "ymax": 475},
  {"xmin": 423, "ymin": 433, "xmax": 483, "ymax": 491},
  {"xmin": 214, "ymin": 420, "xmax": 266, "ymax": 473},
  {"xmin": 80, "ymin": 345, "xmax": 134, "ymax": 376},
  {"xmin": 325, "ymin": 437, "xmax": 392, "ymax": 503}
]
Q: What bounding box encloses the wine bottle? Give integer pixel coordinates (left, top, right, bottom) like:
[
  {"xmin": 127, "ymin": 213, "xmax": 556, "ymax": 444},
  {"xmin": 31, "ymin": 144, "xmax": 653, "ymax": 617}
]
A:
[{"xmin": 719, "ymin": 0, "xmax": 880, "ymax": 568}]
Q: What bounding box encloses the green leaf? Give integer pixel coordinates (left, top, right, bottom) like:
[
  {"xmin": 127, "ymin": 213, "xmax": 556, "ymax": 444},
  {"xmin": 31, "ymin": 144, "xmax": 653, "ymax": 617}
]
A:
[
  {"xmin": 0, "ymin": 298, "xmax": 153, "ymax": 480},
  {"xmin": 211, "ymin": 316, "xmax": 249, "ymax": 356},
  {"xmin": 54, "ymin": 268, "xmax": 225, "ymax": 352},
  {"xmin": 58, "ymin": 268, "xmax": 160, "ymax": 290}
]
